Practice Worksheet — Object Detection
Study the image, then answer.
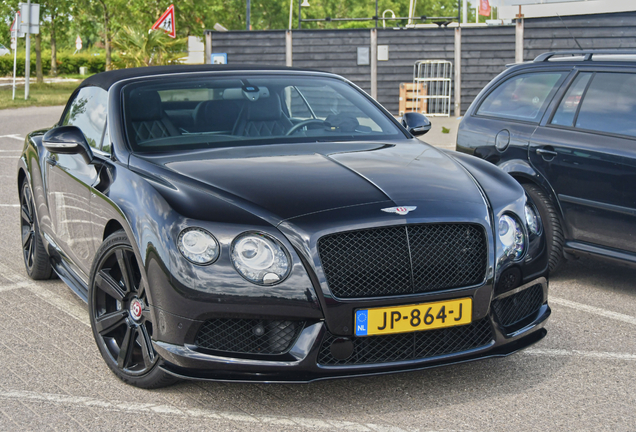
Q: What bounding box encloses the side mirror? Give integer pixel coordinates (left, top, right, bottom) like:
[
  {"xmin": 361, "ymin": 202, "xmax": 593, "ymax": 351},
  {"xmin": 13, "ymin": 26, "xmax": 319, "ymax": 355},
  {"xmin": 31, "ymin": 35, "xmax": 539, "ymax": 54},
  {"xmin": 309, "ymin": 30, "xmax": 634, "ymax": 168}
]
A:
[
  {"xmin": 401, "ymin": 112, "xmax": 431, "ymax": 136},
  {"xmin": 42, "ymin": 126, "xmax": 94, "ymax": 164}
]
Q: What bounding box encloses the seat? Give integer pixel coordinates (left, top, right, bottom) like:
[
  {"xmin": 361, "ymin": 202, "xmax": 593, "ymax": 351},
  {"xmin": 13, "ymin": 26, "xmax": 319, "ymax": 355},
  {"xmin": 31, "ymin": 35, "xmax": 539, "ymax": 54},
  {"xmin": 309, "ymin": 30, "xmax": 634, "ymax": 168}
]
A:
[
  {"xmin": 128, "ymin": 90, "xmax": 180, "ymax": 143},
  {"xmin": 191, "ymin": 99, "xmax": 243, "ymax": 133},
  {"xmin": 233, "ymin": 94, "xmax": 293, "ymax": 137}
]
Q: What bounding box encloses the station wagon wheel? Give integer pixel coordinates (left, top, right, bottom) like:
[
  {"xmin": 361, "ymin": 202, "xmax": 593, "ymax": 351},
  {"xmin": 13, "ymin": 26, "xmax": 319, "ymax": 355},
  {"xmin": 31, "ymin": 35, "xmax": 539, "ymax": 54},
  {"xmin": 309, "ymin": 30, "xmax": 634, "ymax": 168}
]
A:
[
  {"xmin": 89, "ymin": 231, "xmax": 177, "ymax": 388},
  {"xmin": 20, "ymin": 180, "xmax": 52, "ymax": 280},
  {"xmin": 523, "ymin": 183, "xmax": 565, "ymax": 273}
]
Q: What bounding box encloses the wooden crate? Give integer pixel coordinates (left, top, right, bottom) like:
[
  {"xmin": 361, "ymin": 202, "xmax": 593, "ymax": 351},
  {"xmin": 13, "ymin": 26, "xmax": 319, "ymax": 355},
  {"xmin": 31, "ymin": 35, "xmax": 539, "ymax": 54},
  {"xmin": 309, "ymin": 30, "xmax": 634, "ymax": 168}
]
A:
[{"xmin": 398, "ymin": 82, "xmax": 428, "ymax": 115}]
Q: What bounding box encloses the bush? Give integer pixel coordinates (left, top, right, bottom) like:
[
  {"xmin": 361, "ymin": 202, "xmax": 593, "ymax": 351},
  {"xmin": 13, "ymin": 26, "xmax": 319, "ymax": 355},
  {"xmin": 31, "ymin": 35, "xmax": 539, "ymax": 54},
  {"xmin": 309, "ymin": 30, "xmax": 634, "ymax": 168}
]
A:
[{"xmin": 0, "ymin": 52, "xmax": 120, "ymax": 76}]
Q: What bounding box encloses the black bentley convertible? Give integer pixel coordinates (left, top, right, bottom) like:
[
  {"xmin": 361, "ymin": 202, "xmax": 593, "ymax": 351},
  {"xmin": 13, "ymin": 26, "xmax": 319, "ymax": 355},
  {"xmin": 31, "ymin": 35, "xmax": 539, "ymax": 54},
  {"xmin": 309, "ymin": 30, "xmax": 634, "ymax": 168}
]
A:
[{"xmin": 17, "ymin": 65, "xmax": 550, "ymax": 388}]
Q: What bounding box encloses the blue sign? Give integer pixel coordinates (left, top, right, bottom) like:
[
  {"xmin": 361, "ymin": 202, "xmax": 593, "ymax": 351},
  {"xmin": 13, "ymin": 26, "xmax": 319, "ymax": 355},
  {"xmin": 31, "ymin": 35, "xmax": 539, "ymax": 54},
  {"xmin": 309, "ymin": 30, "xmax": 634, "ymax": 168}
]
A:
[
  {"xmin": 355, "ymin": 310, "xmax": 368, "ymax": 336},
  {"xmin": 210, "ymin": 53, "xmax": 227, "ymax": 65}
]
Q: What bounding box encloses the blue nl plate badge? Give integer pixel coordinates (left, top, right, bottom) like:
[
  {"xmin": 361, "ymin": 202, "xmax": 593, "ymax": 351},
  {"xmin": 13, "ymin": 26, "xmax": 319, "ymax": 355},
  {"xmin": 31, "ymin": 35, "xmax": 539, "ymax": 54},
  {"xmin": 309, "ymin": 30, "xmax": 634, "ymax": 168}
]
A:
[{"xmin": 355, "ymin": 310, "xmax": 368, "ymax": 336}]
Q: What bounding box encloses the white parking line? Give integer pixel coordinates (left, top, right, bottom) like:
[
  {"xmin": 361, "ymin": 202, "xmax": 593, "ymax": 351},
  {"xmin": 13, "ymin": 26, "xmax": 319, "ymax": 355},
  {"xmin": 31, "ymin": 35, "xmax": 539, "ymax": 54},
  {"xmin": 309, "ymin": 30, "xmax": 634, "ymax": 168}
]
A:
[
  {"xmin": 0, "ymin": 204, "xmax": 19, "ymax": 207},
  {"xmin": 0, "ymin": 150, "xmax": 22, "ymax": 152},
  {"xmin": 0, "ymin": 390, "xmax": 412, "ymax": 432},
  {"xmin": 0, "ymin": 263, "xmax": 89, "ymax": 327},
  {"xmin": 550, "ymin": 296, "xmax": 636, "ymax": 326},
  {"xmin": 0, "ymin": 134, "xmax": 24, "ymax": 141},
  {"xmin": 524, "ymin": 348, "xmax": 636, "ymax": 361}
]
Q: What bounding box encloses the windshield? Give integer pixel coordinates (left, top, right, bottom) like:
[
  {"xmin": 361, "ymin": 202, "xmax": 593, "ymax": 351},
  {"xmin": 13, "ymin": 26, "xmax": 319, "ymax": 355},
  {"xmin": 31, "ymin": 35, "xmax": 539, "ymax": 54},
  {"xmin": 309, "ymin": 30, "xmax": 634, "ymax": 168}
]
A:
[{"xmin": 122, "ymin": 74, "xmax": 404, "ymax": 152}]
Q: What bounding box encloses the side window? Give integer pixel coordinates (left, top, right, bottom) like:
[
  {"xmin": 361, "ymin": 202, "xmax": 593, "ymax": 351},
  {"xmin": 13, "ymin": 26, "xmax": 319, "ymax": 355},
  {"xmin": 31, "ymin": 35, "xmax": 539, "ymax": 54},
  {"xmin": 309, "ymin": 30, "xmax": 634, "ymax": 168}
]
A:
[
  {"xmin": 283, "ymin": 87, "xmax": 313, "ymax": 120},
  {"xmin": 62, "ymin": 86, "xmax": 108, "ymax": 150},
  {"xmin": 476, "ymin": 72, "xmax": 566, "ymax": 122},
  {"xmin": 574, "ymin": 72, "xmax": 636, "ymax": 138},
  {"xmin": 550, "ymin": 72, "xmax": 592, "ymax": 127}
]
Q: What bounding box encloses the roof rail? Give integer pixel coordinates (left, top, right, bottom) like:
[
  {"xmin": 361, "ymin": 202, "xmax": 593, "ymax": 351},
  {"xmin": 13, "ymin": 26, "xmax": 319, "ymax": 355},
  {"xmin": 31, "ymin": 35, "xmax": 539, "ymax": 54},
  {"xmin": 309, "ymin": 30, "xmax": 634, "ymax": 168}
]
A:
[{"xmin": 534, "ymin": 50, "xmax": 636, "ymax": 62}]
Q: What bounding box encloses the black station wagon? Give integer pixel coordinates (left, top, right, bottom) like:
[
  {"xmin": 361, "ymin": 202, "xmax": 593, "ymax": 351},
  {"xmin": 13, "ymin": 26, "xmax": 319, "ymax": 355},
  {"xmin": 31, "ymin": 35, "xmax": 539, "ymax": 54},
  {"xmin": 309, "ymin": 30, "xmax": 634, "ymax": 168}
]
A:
[{"xmin": 457, "ymin": 50, "xmax": 636, "ymax": 272}]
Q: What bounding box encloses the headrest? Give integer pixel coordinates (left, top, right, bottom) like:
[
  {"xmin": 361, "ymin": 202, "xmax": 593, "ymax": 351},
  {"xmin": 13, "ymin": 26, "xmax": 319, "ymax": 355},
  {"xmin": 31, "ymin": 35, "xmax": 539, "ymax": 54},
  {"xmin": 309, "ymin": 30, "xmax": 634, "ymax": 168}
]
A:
[
  {"xmin": 194, "ymin": 99, "xmax": 242, "ymax": 130},
  {"xmin": 128, "ymin": 90, "xmax": 163, "ymax": 121},
  {"xmin": 246, "ymin": 94, "xmax": 282, "ymax": 122}
]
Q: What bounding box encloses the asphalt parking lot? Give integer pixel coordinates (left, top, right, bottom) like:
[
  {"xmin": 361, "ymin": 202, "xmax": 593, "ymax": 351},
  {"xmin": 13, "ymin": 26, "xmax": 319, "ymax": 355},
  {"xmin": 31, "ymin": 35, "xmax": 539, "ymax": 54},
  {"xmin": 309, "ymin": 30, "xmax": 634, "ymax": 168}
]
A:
[{"xmin": 0, "ymin": 106, "xmax": 634, "ymax": 431}]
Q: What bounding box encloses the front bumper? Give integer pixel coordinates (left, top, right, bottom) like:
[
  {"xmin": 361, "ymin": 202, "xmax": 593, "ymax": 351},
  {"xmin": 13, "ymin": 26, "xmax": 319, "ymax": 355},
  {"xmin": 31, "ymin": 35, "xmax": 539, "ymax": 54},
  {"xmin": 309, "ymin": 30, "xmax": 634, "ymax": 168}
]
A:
[{"xmin": 153, "ymin": 277, "xmax": 550, "ymax": 383}]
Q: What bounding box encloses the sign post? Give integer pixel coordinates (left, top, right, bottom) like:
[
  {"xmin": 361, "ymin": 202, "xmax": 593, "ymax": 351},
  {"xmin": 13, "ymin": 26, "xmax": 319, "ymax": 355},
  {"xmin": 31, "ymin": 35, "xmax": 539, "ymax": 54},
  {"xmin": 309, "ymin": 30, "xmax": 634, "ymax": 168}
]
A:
[
  {"xmin": 24, "ymin": 0, "xmax": 30, "ymax": 99},
  {"xmin": 11, "ymin": 12, "xmax": 19, "ymax": 100},
  {"xmin": 18, "ymin": 1, "xmax": 40, "ymax": 100}
]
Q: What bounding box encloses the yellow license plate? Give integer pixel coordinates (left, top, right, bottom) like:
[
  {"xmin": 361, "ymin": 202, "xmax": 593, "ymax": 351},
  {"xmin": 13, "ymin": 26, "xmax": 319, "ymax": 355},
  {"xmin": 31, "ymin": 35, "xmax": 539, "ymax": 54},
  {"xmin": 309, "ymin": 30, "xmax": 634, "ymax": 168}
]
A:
[{"xmin": 354, "ymin": 298, "xmax": 472, "ymax": 336}]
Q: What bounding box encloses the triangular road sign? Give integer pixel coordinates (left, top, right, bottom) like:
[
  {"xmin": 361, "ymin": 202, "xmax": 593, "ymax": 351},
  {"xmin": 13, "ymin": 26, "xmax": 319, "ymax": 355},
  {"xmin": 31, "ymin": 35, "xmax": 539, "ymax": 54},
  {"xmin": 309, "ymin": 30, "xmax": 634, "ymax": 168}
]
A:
[{"xmin": 151, "ymin": 4, "xmax": 176, "ymax": 38}]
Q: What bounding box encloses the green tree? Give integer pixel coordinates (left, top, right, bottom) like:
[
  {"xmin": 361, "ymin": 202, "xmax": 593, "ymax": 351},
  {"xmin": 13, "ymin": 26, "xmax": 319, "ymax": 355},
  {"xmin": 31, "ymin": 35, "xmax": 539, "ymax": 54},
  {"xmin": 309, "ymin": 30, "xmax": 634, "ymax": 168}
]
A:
[{"xmin": 112, "ymin": 25, "xmax": 186, "ymax": 68}]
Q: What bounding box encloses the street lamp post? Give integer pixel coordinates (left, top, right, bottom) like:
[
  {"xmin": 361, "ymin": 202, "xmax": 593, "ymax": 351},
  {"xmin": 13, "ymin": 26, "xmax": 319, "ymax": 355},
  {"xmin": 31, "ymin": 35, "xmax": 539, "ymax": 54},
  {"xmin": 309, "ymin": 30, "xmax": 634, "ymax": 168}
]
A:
[{"xmin": 298, "ymin": 0, "xmax": 310, "ymax": 30}]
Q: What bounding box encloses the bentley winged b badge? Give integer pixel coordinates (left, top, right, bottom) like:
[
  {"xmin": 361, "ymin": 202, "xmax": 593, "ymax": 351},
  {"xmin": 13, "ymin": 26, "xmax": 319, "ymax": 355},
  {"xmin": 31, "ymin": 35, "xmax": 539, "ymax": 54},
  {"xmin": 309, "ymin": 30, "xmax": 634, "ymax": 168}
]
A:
[{"xmin": 381, "ymin": 206, "xmax": 417, "ymax": 215}]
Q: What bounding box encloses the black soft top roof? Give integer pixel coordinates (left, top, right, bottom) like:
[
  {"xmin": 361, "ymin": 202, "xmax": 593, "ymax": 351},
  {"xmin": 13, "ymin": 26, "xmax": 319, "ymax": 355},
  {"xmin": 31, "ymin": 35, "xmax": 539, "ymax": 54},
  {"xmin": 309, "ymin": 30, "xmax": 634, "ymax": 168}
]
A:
[{"xmin": 79, "ymin": 64, "xmax": 321, "ymax": 90}]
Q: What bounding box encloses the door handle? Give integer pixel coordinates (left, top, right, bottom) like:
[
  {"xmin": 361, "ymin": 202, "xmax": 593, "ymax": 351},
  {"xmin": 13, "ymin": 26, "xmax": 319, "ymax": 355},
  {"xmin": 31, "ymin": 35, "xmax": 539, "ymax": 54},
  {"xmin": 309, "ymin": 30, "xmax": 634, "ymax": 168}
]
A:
[
  {"xmin": 536, "ymin": 148, "xmax": 558, "ymax": 158},
  {"xmin": 46, "ymin": 157, "xmax": 57, "ymax": 166}
]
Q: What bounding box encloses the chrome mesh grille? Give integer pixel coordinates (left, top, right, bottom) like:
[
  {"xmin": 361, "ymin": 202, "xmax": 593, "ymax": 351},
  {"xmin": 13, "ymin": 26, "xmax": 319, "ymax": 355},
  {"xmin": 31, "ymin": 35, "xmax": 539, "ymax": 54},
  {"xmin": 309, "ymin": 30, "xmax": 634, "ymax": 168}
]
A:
[{"xmin": 318, "ymin": 224, "xmax": 487, "ymax": 298}]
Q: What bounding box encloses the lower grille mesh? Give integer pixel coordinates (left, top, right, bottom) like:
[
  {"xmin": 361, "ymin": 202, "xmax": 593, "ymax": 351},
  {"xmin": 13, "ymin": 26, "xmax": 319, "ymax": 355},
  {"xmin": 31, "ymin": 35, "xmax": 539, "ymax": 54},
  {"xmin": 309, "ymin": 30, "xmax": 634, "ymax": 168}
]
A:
[
  {"xmin": 195, "ymin": 319, "xmax": 304, "ymax": 355},
  {"xmin": 318, "ymin": 318, "xmax": 494, "ymax": 366},
  {"xmin": 492, "ymin": 284, "xmax": 544, "ymax": 327}
]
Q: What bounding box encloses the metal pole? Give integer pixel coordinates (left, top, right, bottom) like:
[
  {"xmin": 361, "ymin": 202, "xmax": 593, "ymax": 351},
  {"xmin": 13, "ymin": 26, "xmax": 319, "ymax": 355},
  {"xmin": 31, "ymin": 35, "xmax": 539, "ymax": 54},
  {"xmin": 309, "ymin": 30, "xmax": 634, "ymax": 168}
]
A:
[
  {"xmin": 12, "ymin": 12, "xmax": 18, "ymax": 101},
  {"xmin": 454, "ymin": 27, "xmax": 461, "ymax": 117},
  {"xmin": 25, "ymin": 0, "xmax": 31, "ymax": 100},
  {"xmin": 407, "ymin": 0, "xmax": 415, "ymax": 26},
  {"xmin": 289, "ymin": 0, "xmax": 294, "ymax": 30},
  {"xmin": 375, "ymin": 0, "xmax": 378, "ymax": 28},
  {"xmin": 298, "ymin": 0, "xmax": 301, "ymax": 29},
  {"xmin": 246, "ymin": 0, "xmax": 251, "ymax": 30},
  {"xmin": 370, "ymin": 28, "xmax": 377, "ymax": 100},
  {"xmin": 286, "ymin": 30, "xmax": 292, "ymax": 66}
]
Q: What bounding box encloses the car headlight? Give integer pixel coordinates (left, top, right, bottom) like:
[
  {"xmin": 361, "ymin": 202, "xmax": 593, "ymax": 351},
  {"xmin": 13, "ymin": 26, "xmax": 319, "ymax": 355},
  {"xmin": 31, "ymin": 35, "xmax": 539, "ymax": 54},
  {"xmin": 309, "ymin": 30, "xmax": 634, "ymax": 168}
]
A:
[
  {"xmin": 231, "ymin": 232, "xmax": 291, "ymax": 285},
  {"xmin": 498, "ymin": 215, "xmax": 525, "ymax": 260},
  {"xmin": 178, "ymin": 228, "xmax": 220, "ymax": 265},
  {"xmin": 524, "ymin": 204, "xmax": 540, "ymax": 236}
]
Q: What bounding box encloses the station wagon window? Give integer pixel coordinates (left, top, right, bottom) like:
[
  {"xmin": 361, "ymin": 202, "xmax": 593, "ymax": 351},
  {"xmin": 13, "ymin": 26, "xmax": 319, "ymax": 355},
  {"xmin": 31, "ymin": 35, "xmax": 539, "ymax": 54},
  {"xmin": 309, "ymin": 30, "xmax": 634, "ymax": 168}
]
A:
[
  {"xmin": 550, "ymin": 72, "xmax": 592, "ymax": 127},
  {"xmin": 62, "ymin": 86, "xmax": 108, "ymax": 150},
  {"xmin": 573, "ymin": 72, "xmax": 636, "ymax": 138},
  {"xmin": 476, "ymin": 72, "xmax": 566, "ymax": 122}
]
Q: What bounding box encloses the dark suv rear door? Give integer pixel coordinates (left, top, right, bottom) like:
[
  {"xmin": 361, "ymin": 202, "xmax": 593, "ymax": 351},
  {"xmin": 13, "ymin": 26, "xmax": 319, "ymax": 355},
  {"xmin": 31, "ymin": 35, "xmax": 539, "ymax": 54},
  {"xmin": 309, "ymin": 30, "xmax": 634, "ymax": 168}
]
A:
[
  {"xmin": 457, "ymin": 70, "xmax": 568, "ymax": 164},
  {"xmin": 529, "ymin": 70, "xmax": 636, "ymax": 254}
]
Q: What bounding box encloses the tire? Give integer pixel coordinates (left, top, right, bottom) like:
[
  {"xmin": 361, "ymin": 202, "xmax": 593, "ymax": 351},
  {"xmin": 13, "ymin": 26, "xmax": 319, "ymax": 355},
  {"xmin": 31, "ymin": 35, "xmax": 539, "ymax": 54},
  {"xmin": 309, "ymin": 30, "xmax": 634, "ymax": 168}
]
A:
[
  {"xmin": 20, "ymin": 180, "xmax": 53, "ymax": 280},
  {"xmin": 523, "ymin": 183, "xmax": 566, "ymax": 274},
  {"xmin": 88, "ymin": 231, "xmax": 178, "ymax": 389}
]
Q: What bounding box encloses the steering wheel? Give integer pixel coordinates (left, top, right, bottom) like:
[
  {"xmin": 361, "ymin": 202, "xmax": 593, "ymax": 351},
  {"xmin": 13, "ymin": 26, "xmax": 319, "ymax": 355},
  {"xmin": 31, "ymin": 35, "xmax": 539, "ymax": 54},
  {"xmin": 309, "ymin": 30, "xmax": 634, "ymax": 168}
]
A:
[{"xmin": 286, "ymin": 119, "xmax": 328, "ymax": 135}]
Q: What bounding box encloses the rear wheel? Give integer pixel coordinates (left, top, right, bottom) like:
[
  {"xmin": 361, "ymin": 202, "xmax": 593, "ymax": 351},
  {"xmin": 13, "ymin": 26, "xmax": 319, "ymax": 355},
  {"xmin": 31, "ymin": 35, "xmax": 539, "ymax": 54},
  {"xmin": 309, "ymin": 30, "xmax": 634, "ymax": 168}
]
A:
[
  {"xmin": 89, "ymin": 231, "xmax": 177, "ymax": 389},
  {"xmin": 523, "ymin": 183, "xmax": 565, "ymax": 273},
  {"xmin": 20, "ymin": 180, "xmax": 52, "ymax": 280}
]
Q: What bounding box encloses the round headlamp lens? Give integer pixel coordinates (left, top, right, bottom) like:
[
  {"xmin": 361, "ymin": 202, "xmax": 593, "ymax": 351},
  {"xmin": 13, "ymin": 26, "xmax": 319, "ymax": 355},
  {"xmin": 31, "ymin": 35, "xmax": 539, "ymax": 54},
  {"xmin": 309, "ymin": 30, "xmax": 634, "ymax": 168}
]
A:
[
  {"xmin": 498, "ymin": 215, "xmax": 525, "ymax": 260},
  {"xmin": 178, "ymin": 228, "xmax": 219, "ymax": 265},
  {"xmin": 525, "ymin": 204, "xmax": 540, "ymax": 236},
  {"xmin": 231, "ymin": 233, "xmax": 290, "ymax": 285}
]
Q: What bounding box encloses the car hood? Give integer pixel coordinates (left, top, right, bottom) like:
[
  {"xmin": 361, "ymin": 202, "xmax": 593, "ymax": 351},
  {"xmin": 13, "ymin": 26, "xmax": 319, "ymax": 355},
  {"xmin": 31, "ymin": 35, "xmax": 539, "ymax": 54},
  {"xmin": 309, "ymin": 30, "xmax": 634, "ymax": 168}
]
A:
[{"xmin": 149, "ymin": 140, "xmax": 485, "ymax": 224}]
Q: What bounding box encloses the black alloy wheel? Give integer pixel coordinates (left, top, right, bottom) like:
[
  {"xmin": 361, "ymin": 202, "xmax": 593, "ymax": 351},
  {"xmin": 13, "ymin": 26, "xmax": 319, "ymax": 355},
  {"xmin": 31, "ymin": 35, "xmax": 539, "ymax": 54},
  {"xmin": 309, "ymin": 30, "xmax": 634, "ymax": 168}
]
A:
[
  {"xmin": 20, "ymin": 180, "xmax": 52, "ymax": 280},
  {"xmin": 89, "ymin": 231, "xmax": 177, "ymax": 388}
]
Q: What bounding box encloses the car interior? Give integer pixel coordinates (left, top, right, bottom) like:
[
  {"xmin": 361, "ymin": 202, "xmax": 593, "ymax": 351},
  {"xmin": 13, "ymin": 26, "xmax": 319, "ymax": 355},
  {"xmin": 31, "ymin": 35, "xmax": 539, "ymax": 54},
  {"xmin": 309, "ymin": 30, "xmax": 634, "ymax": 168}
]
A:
[{"xmin": 123, "ymin": 77, "xmax": 396, "ymax": 151}]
